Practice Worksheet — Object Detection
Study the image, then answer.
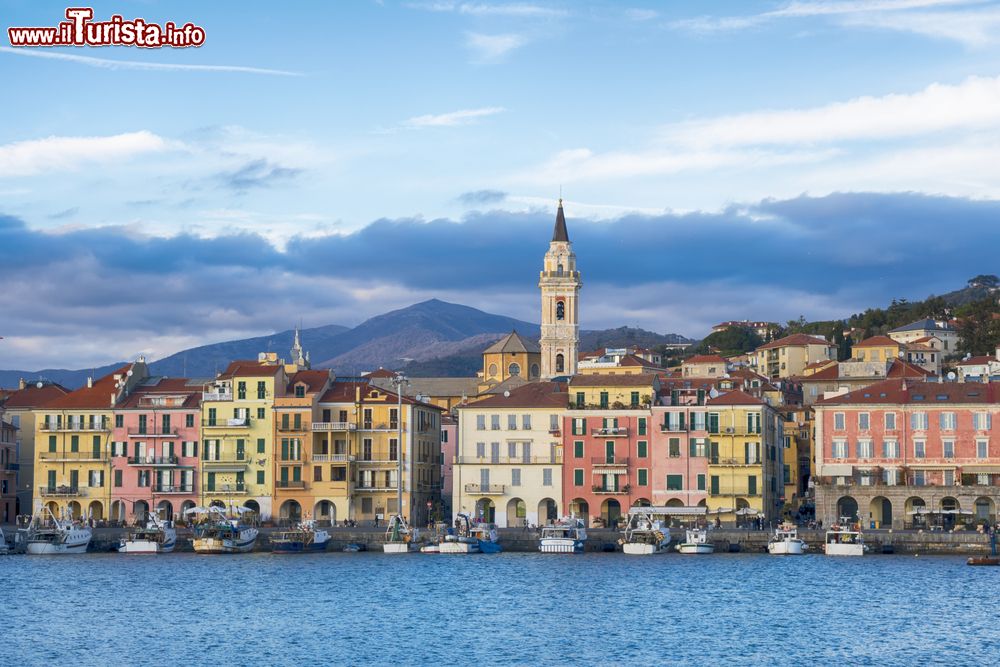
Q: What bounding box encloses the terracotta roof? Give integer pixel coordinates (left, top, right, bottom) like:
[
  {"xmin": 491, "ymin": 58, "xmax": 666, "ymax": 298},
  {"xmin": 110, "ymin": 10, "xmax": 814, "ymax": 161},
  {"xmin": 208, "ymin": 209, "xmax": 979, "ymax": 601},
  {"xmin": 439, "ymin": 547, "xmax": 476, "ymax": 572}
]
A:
[
  {"xmin": 818, "ymin": 378, "xmax": 997, "ymax": 405},
  {"xmin": 461, "ymin": 381, "xmax": 567, "ymax": 409},
  {"xmin": 218, "ymin": 361, "xmax": 283, "ymax": 378},
  {"xmin": 44, "ymin": 364, "xmax": 133, "ymax": 410},
  {"xmin": 482, "ymin": 331, "xmax": 540, "ymax": 355},
  {"xmin": 364, "ymin": 368, "xmax": 399, "ymax": 379},
  {"xmin": 288, "ymin": 369, "xmax": 330, "ymax": 393},
  {"xmin": 886, "ymin": 359, "xmax": 933, "ymax": 378},
  {"xmin": 757, "ymin": 334, "xmax": 834, "ymax": 350},
  {"xmin": 684, "ymin": 354, "xmax": 726, "ymax": 364},
  {"xmin": 797, "ymin": 364, "xmax": 840, "ymax": 381},
  {"xmin": 956, "ymin": 355, "xmax": 998, "ymax": 366},
  {"xmin": 117, "ymin": 377, "xmax": 201, "ymax": 409},
  {"xmin": 481, "ymin": 375, "xmax": 531, "ymax": 395},
  {"xmin": 0, "ymin": 382, "xmax": 71, "ymax": 409},
  {"xmin": 569, "ymin": 373, "xmax": 658, "ymax": 388},
  {"xmin": 912, "ymin": 336, "xmax": 939, "ymax": 344},
  {"xmin": 318, "ymin": 380, "xmax": 442, "ymax": 410},
  {"xmin": 854, "ymin": 335, "xmax": 901, "ymax": 348},
  {"xmin": 706, "ymin": 389, "xmax": 765, "ymax": 406}
]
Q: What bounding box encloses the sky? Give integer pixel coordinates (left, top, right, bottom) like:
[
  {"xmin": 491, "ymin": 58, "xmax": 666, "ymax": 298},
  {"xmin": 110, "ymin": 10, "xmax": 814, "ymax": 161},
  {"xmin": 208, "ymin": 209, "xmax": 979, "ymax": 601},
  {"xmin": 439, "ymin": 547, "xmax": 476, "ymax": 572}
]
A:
[{"xmin": 3, "ymin": 0, "xmax": 1000, "ymax": 369}]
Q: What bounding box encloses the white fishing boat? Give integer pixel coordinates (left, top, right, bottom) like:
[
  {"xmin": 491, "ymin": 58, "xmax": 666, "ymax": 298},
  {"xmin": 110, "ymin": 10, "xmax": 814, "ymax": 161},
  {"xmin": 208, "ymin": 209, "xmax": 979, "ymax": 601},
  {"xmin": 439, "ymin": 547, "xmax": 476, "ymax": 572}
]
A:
[
  {"xmin": 119, "ymin": 512, "xmax": 177, "ymax": 554},
  {"xmin": 620, "ymin": 509, "xmax": 671, "ymax": 555},
  {"xmin": 440, "ymin": 514, "xmax": 502, "ymax": 554},
  {"xmin": 25, "ymin": 507, "xmax": 92, "ymax": 555},
  {"xmin": 271, "ymin": 520, "xmax": 331, "ymax": 554},
  {"xmin": 189, "ymin": 505, "xmax": 259, "ymax": 554},
  {"xmin": 539, "ymin": 517, "xmax": 587, "ymax": 553},
  {"xmin": 768, "ymin": 523, "xmax": 808, "ymax": 555},
  {"xmin": 383, "ymin": 514, "xmax": 416, "ymax": 553},
  {"xmin": 824, "ymin": 523, "xmax": 865, "ymax": 557},
  {"xmin": 675, "ymin": 528, "xmax": 714, "ymax": 555}
]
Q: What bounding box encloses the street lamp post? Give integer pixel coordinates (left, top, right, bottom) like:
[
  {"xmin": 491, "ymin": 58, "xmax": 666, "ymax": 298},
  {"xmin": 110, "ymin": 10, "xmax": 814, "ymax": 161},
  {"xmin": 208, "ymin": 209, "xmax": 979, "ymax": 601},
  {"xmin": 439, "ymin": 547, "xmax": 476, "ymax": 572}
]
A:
[{"xmin": 390, "ymin": 374, "xmax": 408, "ymax": 522}]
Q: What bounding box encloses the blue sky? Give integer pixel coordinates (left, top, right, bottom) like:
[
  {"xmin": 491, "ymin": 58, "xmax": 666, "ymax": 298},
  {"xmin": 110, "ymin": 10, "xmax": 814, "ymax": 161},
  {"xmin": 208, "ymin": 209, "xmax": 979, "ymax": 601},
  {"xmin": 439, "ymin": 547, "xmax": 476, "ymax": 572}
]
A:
[{"xmin": 3, "ymin": 0, "xmax": 1000, "ymax": 369}]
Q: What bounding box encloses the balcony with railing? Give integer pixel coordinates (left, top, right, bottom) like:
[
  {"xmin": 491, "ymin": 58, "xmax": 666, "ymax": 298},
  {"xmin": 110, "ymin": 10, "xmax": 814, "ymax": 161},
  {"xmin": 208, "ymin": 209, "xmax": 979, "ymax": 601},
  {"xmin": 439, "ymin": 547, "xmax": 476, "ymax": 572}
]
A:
[
  {"xmin": 205, "ymin": 484, "xmax": 247, "ymax": 494},
  {"xmin": 276, "ymin": 480, "xmax": 307, "ymax": 489},
  {"xmin": 40, "ymin": 420, "xmax": 110, "ymax": 432},
  {"xmin": 153, "ymin": 484, "xmax": 194, "ymax": 494},
  {"xmin": 356, "ymin": 455, "xmax": 406, "ymax": 465},
  {"xmin": 202, "ymin": 417, "xmax": 251, "ymax": 428},
  {"xmin": 202, "ymin": 458, "xmax": 249, "ymax": 468},
  {"xmin": 360, "ymin": 422, "xmax": 407, "ymax": 432},
  {"xmin": 127, "ymin": 427, "xmax": 181, "ymax": 439},
  {"xmin": 592, "ymin": 484, "xmax": 631, "ymax": 495},
  {"xmin": 590, "ymin": 456, "xmax": 629, "ymax": 466},
  {"xmin": 127, "ymin": 455, "xmax": 179, "ymax": 466},
  {"xmin": 39, "ymin": 485, "xmax": 84, "ymax": 497},
  {"xmin": 311, "ymin": 454, "xmax": 355, "ymax": 463},
  {"xmin": 202, "ymin": 391, "xmax": 233, "ymax": 402},
  {"xmin": 277, "ymin": 421, "xmax": 309, "ymax": 432},
  {"xmin": 464, "ymin": 483, "xmax": 505, "ymax": 495},
  {"xmin": 311, "ymin": 422, "xmax": 357, "ymax": 432},
  {"xmin": 38, "ymin": 451, "xmax": 110, "ymax": 462},
  {"xmin": 455, "ymin": 455, "xmax": 563, "ymax": 465},
  {"xmin": 355, "ymin": 482, "xmax": 406, "ymax": 492},
  {"xmin": 709, "ymin": 457, "xmax": 760, "ymax": 467},
  {"xmin": 594, "ymin": 427, "xmax": 629, "ymax": 437}
]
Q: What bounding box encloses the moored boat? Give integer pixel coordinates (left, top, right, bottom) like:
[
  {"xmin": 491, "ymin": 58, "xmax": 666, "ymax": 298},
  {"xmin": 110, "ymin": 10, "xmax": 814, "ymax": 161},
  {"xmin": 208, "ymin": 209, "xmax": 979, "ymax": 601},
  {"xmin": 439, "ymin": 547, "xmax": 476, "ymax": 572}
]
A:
[
  {"xmin": 271, "ymin": 521, "xmax": 330, "ymax": 553},
  {"xmin": 675, "ymin": 528, "xmax": 714, "ymax": 555},
  {"xmin": 119, "ymin": 512, "xmax": 177, "ymax": 554},
  {"xmin": 189, "ymin": 505, "xmax": 259, "ymax": 554},
  {"xmin": 25, "ymin": 507, "xmax": 92, "ymax": 555},
  {"xmin": 383, "ymin": 514, "xmax": 416, "ymax": 553},
  {"xmin": 539, "ymin": 517, "xmax": 587, "ymax": 553},
  {"xmin": 620, "ymin": 508, "xmax": 671, "ymax": 555},
  {"xmin": 767, "ymin": 523, "xmax": 808, "ymax": 555},
  {"xmin": 824, "ymin": 523, "xmax": 865, "ymax": 556},
  {"xmin": 0, "ymin": 527, "xmax": 10, "ymax": 555}
]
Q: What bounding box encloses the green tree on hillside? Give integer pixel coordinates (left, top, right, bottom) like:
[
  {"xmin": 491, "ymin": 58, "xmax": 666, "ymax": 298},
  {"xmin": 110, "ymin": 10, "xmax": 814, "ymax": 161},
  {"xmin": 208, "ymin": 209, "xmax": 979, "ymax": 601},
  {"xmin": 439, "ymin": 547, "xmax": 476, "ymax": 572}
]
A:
[{"xmin": 693, "ymin": 326, "xmax": 762, "ymax": 356}]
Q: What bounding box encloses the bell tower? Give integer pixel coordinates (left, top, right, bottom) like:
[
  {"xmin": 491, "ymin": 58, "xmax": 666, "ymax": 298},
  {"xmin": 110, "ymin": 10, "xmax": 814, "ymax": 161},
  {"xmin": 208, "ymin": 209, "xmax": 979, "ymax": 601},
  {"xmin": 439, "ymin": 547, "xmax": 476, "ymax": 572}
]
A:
[{"xmin": 539, "ymin": 199, "xmax": 581, "ymax": 378}]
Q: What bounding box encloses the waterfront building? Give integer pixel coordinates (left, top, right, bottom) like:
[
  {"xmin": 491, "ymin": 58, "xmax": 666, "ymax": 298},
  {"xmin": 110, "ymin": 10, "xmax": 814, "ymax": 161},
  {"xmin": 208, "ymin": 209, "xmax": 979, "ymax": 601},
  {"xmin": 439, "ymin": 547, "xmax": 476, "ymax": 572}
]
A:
[
  {"xmin": 780, "ymin": 405, "xmax": 814, "ymax": 510},
  {"xmin": 0, "ymin": 380, "xmax": 70, "ymax": 515},
  {"xmin": 539, "ymin": 199, "xmax": 581, "ymax": 379},
  {"xmin": 199, "ymin": 356, "xmax": 285, "ymax": 520},
  {"xmin": 453, "ymin": 382, "xmax": 566, "ymax": 527},
  {"xmin": 314, "ymin": 378, "xmax": 443, "ymax": 526},
  {"xmin": 814, "ymin": 379, "xmax": 1000, "ymax": 529},
  {"xmin": 33, "ymin": 361, "xmax": 148, "ymax": 519},
  {"xmin": 110, "ymin": 378, "xmax": 202, "ymax": 523},
  {"xmin": 888, "ymin": 318, "xmax": 959, "ymax": 354},
  {"xmin": 904, "ymin": 336, "xmax": 943, "ymax": 376},
  {"xmin": 651, "ymin": 388, "xmax": 710, "ymax": 509},
  {"xmin": 702, "ymin": 390, "xmax": 784, "ymax": 525},
  {"xmin": 0, "ymin": 413, "xmax": 15, "ymax": 522},
  {"xmin": 272, "ymin": 369, "xmax": 332, "ymax": 524},
  {"xmin": 753, "ymin": 334, "xmax": 836, "ymax": 379},
  {"xmin": 568, "ymin": 373, "xmax": 659, "ymax": 410}
]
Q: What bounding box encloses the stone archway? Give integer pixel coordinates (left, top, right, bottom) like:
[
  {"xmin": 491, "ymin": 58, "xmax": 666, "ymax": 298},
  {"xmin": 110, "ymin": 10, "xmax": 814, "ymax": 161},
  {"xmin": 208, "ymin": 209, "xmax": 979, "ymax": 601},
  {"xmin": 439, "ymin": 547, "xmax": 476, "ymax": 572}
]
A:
[
  {"xmin": 836, "ymin": 495, "xmax": 858, "ymax": 521},
  {"xmin": 314, "ymin": 500, "xmax": 336, "ymax": 525},
  {"xmin": 110, "ymin": 500, "xmax": 126, "ymax": 524},
  {"xmin": 476, "ymin": 498, "xmax": 495, "ymax": 523},
  {"xmin": 87, "ymin": 500, "xmax": 103, "ymax": 521},
  {"xmin": 569, "ymin": 498, "xmax": 589, "ymax": 524},
  {"xmin": 279, "ymin": 499, "xmax": 302, "ymax": 524},
  {"xmin": 601, "ymin": 498, "xmax": 622, "ymax": 527},
  {"xmin": 975, "ymin": 497, "xmax": 995, "ymax": 523},
  {"xmin": 869, "ymin": 496, "xmax": 892, "ymax": 528},
  {"xmin": 537, "ymin": 498, "xmax": 557, "ymax": 525},
  {"xmin": 67, "ymin": 500, "xmax": 82, "ymax": 519},
  {"xmin": 157, "ymin": 500, "xmax": 174, "ymax": 522},
  {"xmin": 133, "ymin": 500, "xmax": 149, "ymax": 522},
  {"xmin": 632, "ymin": 498, "xmax": 651, "ymax": 507},
  {"xmin": 505, "ymin": 497, "xmax": 526, "ymax": 527}
]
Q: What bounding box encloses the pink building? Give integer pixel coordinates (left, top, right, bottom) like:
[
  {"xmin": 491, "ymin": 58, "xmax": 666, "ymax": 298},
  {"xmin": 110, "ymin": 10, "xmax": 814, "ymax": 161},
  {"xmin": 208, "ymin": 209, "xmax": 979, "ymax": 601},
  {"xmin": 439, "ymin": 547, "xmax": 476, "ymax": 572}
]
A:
[
  {"xmin": 651, "ymin": 384, "xmax": 711, "ymax": 508},
  {"xmin": 110, "ymin": 378, "xmax": 202, "ymax": 523},
  {"xmin": 562, "ymin": 411, "xmax": 653, "ymax": 528},
  {"xmin": 815, "ymin": 379, "xmax": 1000, "ymax": 529},
  {"xmin": 440, "ymin": 413, "xmax": 457, "ymax": 519}
]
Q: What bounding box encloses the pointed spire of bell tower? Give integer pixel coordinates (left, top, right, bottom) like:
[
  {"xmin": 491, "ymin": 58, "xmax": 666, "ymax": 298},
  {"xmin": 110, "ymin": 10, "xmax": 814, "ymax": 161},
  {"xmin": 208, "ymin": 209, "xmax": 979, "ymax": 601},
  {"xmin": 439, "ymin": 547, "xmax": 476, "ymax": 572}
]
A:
[{"xmin": 552, "ymin": 198, "xmax": 569, "ymax": 242}]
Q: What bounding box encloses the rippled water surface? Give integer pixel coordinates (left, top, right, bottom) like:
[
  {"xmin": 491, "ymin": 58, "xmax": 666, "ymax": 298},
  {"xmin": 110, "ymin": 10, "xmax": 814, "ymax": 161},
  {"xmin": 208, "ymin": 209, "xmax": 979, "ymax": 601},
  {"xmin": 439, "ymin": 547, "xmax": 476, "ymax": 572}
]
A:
[{"xmin": 6, "ymin": 551, "xmax": 999, "ymax": 666}]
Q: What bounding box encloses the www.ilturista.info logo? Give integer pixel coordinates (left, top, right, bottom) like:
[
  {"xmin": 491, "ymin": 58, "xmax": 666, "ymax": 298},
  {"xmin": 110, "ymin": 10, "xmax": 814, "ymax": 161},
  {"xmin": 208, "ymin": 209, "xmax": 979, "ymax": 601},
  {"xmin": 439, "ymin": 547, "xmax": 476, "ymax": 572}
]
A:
[{"xmin": 7, "ymin": 7, "xmax": 206, "ymax": 48}]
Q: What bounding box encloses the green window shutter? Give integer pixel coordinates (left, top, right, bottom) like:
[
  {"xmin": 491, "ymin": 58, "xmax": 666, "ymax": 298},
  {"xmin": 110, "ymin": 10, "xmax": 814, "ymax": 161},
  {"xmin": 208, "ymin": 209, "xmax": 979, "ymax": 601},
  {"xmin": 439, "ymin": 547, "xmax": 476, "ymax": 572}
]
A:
[
  {"xmin": 749, "ymin": 476, "xmax": 757, "ymax": 495},
  {"xmin": 236, "ymin": 439, "xmax": 245, "ymax": 460},
  {"xmin": 708, "ymin": 413, "xmax": 719, "ymax": 434},
  {"xmin": 575, "ymin": 392, "xmax": 585, "ymax": 408},
  {"xmin": 202, "ymin": 441, "xmax": 209, "ymax": 460},
  {"xmin": 70, "ymin": 435, "xmax": 79, "ymax": 452},
  {"xmin": 638, "ymin": 469, "xmax": 648, "ymax": 486},
  {"xmin": 256, "ymin": 470, "xmax": 264, "ymax": 484},
  {"xmin": 697, "ymin": 474, "xmax": 706, "ymax": 491},
  {"xmin": 92, "ymin": 436, "xmax": 101, "ymax": 457},
  {"xmin": 48, "ymin": 435, "xmax": 56, "ymax": 452},
  {"xmin": 689, "ymin": 441, "xmax": 697, "ymax": 457},
  {"xmin": 574, "ymin": 469, "xmax": 583, "ymax": 486},
  {"xmin": 630, "ymin": 391, "xmax": 639, "ymax": 407},
  {"xmin": 114, "ymin": 470, "xmax": 122, "ymax": 488},
  {"xmin": 678, "ymin": 412, "xmax": 686, "ymax": 431},
  {"xmin": 638, "ymin": 418, "xmax": 646, "ymax": 436},
  {"xmin": 696, "ymin": 389, "xmax": 705, "ymax": 405},
  {"xmin": 574, "ymin": 441, "xmax": 583, "ymax": 457},
  {"xmin": 281, "ymin": 439, "xmax": 289, "ymax": 460},
  {"xmin": 257, "ymin": 438, "xmax": 265, "ymax": 454},
  {"xmin": 637, "ymin": 441, "xmax": 647, "ymax": 458},
  {"xmin": 666, "ymin": 474, "xmax": 682, "ymax": 490},
  {"xmin": 207, "ymin": 472, "xmax": 215, "ymax": 492},
  {"xmin": 293, "ymin": 466, "xmax": 301, "ymax": 482},
  {"xmin": 710, "ymin": 475, "xmax": 719, "ymax": 495},
  {"xmin": 236, "ymin": 471, "xmax": 245, "ymax": 489}
]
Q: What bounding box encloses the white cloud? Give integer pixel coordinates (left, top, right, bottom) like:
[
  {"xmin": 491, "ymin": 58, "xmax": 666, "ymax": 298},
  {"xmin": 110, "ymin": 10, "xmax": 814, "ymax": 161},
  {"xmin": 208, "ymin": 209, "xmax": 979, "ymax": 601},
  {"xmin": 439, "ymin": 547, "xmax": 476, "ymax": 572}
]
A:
[
  {"xmin": 465, "ymin": 32, "xmax": 527, "ymax": 62},
  {"xmin": 0, "ymin": 46, "xmax": 303, "ymax": 76},
  {"xmin": 839, "ymin": 6, "xmax": 1000, "ymax": 46},
  {"xmin": 409, "ymin": 2, "xmax": 566, "ymax": 17},
  {"xmin": 0, "ymin": 131, "xmax": 168, "ymax": 177},
  {"xmin": 403, "ymin": 106, "xmax": 506, "ymax": 128}
]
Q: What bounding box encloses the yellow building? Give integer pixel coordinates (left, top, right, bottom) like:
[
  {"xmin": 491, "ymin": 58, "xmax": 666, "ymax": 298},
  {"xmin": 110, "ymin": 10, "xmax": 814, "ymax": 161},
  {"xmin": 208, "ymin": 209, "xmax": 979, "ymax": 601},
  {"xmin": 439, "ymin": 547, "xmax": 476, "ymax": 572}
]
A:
[
  {"xmin": 682, "ymin": 355, "xmax": 728, "ymax": 378},
  {"xmin": 577, "ymin": 349, "xmax": 664, "ymax": 375},
  {"xmin": 779, "ymin": 406, "xmax": 813, "ymax": 511},
  {"xmin": 568, "ymin": 373, "xmax": 659, "ymax": 409},
  {"xmin": 704, "ymin": 390, "xmax": 783, "ymax": 524},
  {"xmin": 314, "ymin": 378, "xmax": 443, "ymax": 526},
  {"xmin": 481, "ymin": 331, "xmax": 541, "ymax": 385},
  {"xmin": 851, "ymin": 336, "xmax": 903, "ymax": 363},
  {"xmin": 34, "ymin": 361, "xmax": 147, "ymax": 519},
  {"xmin": 200, "ymin": 357, "xmax": 286, "ymax": 520},
  {"xmin": 754, "ymin": 334, "xmax": 836, "ymax": 379},
  {"xmin": 272, "ymin": 369, "xmax": 332, "ymax": 524}
]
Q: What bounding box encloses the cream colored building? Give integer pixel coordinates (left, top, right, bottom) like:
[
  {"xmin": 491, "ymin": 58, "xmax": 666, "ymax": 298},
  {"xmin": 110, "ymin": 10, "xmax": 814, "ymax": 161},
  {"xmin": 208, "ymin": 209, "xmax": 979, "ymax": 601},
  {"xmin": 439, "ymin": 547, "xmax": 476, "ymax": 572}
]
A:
[
  {"xmin": 454, "ymin": 382, "xmax": 566, "ymax": 527},
  {"xmin": 754, "ymin": 334, "xmax": 836, "ymax": 379}
]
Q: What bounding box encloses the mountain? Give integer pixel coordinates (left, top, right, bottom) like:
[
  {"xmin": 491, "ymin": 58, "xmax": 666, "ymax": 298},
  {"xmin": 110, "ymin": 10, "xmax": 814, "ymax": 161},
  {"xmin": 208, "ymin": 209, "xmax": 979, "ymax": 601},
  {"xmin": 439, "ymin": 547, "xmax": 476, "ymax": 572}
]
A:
[{"xmin": 0, "ymin": 299, "xmax": 694, "ymax": 389}]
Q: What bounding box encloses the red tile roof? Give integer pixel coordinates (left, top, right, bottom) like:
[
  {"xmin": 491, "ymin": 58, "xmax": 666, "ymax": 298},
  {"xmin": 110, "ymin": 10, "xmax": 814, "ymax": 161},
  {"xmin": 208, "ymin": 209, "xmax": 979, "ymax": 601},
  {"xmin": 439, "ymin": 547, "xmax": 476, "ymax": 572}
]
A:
[
  {"xmin": 886, "ymin": 360, "xmax": 933, "ymax": 378},
  {"xmin": 684, "ymin": 354, "xmax": 727, "ymax": 364},
  {"xmin": 364, "ymin": 368, "xmax": 399, "ymax": 379},
  {"xmin": 287, "ymin": 370, "xmax": 330, "ymax": 393},
  {"xmin": 1, "ymin": 382, "xmax": 71, "ymax": 409},
  {"xmin": 117, "ymin": 378, "xmax": 202, "ymax": 409},
  {"xmin": 461, "ymin": 381, "xmax": 567, "ymax": 409},
  {"xmin": 757, "ymin": 334, "xmax": 834, "ymax": 350},
  {"xmin": 218, "ymin": 361, "xmax": 283, "ymax": 378},
  {"xmin": 817, "ymin": 379, "xmax": 998, "ymax": 405},
  {"xmin": 854, "ymin": 335, "xmax": 901, "ymax": 348},
  {"xmin": 44, "ymin": 365, "xmax": 133, "ymax": 410},
  {"xmin": 318, "ymin": 380, "xmax": 442, "ymax": 410},
  {"xmin": 956, "ymin": 355, "xmax": 997, "ymax": 366}
]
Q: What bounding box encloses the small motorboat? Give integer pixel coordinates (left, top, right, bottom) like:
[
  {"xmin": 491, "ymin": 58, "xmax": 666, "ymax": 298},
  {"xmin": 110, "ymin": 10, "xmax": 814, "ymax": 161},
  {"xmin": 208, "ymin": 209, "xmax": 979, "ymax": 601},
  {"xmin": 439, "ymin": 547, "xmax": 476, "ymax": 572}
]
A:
[
  {"xmin": 767, "ymin": 523, "xmax": 808, "ymax": 555},
  {"xmin": 271, "ymin": 521, "xmax": 330, "ymax": 553},
  {"xmin": 676, "ymin": 528, "xmax": 714, "ymax": 555},
  {"xmin": 343, "ymin": 543, "xmax": 367, "ymax": 553}
]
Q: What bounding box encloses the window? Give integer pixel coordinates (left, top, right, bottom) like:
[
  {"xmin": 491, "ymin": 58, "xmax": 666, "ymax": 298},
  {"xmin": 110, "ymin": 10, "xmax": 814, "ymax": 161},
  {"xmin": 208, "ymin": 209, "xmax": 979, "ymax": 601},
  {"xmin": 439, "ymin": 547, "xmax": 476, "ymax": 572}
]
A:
[
  {"xmin": 832, "ymin": 440, "xmax": 848, "ymax": 459},
  {"xmin": 550, "ymin": 414, "xmax": 559, "ymax": 432},
  {"xmin": 186, "ymin": 414, "xmax": 194, "ymax": 428},
  {"xmin": 833, "ymin": 413, "xmax": 845, "ymax": 431},
  {"xmin": 257, "ymin": 408, "xmax": 265, "ymax": 419},
  {"xmin": 114, "ymin": 414, "xmax": 123, "ymax": 428},
  {"xmin": 522, "ymin": 414, "xmax": 531, "ymax": 430},
  {"xmin": 508, "ymin": 363, "xmax": 521, "ymax": 377},
  {"xmin": 476, "ymin": 415, "xmax": 485, "ymax": 430},
  {"xmin": 638, "ymin": 469, "xmax": 648, "ymax": 486},
  {"xmin": 914, "ymin": 440, "xmax": 926, "ymax": 459},
  {"xmin": 295, "ymin": 385, "xmax": 305, "ymax": 398},
  {"xmin": 977, "ymin": 440, "xmax": 989, "ymax": 458},
  {"xmin": 237, "ymin": 381, "xmax": 247, "ymax": 400},
  {"xmin": 574, "ymin": 441, "xmax": 584, "ymax": 458},
  {"xmin": 574, "ymin": 468, "xmax": 584, "ymax": 486},
  {"xmin": 257, "ymin": 381, "xmax": 266, "ymax": 399},
  {"xmin": 748, "ymin": 476, "xmax": 758, "ymax": 495},
  {"xmin": 669, "ymin": 438, "xmax": 680, "ymax": 458},
  {"xmin": 491, "ymin": 415, "xmax": 500, "ymax": 430},
  {"xmin": 630, "ymin": 392, "xmax": 640, "ymax": 407},
  {"xmin": 882, "ymin": 468, "xmax": 899, "ymax": 486},
  {"xmin": 911, "ymin": 412, "xmax": 928, "ymax": 430},
  {"xmin": 114, "ymin": 470, "xmax": 122, "ymax": 487},
  {"xmin": 943, "ymin": 440, "xmax": 955, "ymax": 458},
  {"xmin": 48, "ymin": 435, "xmax": 56, "ymax": 452},
  {"xmin": 571, "ymin": 418, "xmax": 586, "ymax": 436},
  {"xmin": 556, "ymin": 354, "xmax": 565, "ymax": 373},
  {"xmin": 256, "ymin": 438, "xmax": 265, "ymax": 454},
  {"xmin": 975, "ymin": 413, "xmax": 993, "ymax": 430},
  {"xmin": 697, "ymin": 474, "xmax": 706, "ymax": 491},
  {"xmin": 710, "ymin": 475, "xmax": 720, "ymax": 495},
  {"xmin": 885, "ymin": 412, "xmax": 896, "ymax": 430},
  {"xmin": 257, "ymin": 470, "xmax": 265, "ymax": 485},
  {"xmin": 744, "ymin": 442, "xmax": 760, "ymax": 465},
  {"xmin": 857, "ymin": 440, "xmax": 873, "ymax": 459},
  {"xmin": 599, "ymin": 392, "xmax": 609, "ymax": 409},
  {"xmin": 475, "ymin": 442, "xmax": 485, "ymax": 458},
  {"xmin": 858, "ymin": 413, "xmax": 870, "ymax": 431},
  {"xmin": 913, "ymin": 470, "xmax": 927, "ymax": 486},
  {"xmin": 511, "ymin": 469, "xmax": 521, "ymax": 487},
  {"xmin": 943, "ymin": 469, "xmax": 955, "ymax": 486},
  {"xmin": 666, "ymin": 474, "xmax": 683, "ymax": 490},
  {"xmin": 708, "ymin": 413, "xmax": 720, "ymax": 434},
  {"xmin": 882, "ymin": 440, "xmax": 899, "ymax": 459},
  {"xmin": 543, "ymin": 469, "xmax": 553, "ymax": 486},
  {"xmin": 638, "ymin": 418, "xmax": 646, "ymax": 436},
  {"xmin": 690, "ymin": 439, "xmax": 708, "ymax": 457},
  {"xmin": 637, "ymin": 441, "xmax": 648, "ymax": 458},
  {"xmin": 556, "ymin": 300, "xmax": 565, "ymax": 320},
  {"xmin": 940, "ymin": 412, "xmax": 956, "ymax": 431}
]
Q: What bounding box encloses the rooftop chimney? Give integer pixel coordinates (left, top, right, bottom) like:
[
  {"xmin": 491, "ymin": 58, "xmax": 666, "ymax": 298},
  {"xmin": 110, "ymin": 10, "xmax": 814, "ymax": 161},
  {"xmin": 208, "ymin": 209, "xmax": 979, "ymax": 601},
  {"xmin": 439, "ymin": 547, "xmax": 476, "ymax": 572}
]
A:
[
  {"xmin": 87, "ymin": 377, "xmax": 93, "ymax": 389},
  {"xmin": 18, "ymin": 378, "xmax": 25, "ymax": 390}
]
